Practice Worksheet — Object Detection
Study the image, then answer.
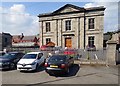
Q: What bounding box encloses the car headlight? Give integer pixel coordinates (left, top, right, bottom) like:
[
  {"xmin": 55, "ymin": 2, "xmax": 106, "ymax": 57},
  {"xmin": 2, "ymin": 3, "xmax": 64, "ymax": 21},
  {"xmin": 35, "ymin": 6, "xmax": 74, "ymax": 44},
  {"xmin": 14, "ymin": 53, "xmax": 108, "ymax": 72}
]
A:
[
  {"xmin": 17, "ymin": 63, "xmax": 21, "ymax": 65},
  {"xmin": 30, "ymin": 62, "xmax": 36, "ymax": 65}
]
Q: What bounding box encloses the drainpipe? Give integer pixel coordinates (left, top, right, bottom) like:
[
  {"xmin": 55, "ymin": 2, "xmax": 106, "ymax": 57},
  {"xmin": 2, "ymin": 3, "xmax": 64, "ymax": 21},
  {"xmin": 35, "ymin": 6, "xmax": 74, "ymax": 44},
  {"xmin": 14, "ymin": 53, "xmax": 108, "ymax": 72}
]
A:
[
  {"xmin": 56, "ymin": 19, "xmax": 58, "ymax": 46},
  {"xmin": 41, "ymin": 21, "xmax": 43, "ymax": 45},
  {"xmin": 78, "ymin": 17, "xmax": 80, "ymax": 49},
  {"xmin": 84, "ymin": 12, "xmax": 86, "ymax": 49},
  {"xmin": 61, "ymin": 19, "xmax": 63, "ymax": 48}
]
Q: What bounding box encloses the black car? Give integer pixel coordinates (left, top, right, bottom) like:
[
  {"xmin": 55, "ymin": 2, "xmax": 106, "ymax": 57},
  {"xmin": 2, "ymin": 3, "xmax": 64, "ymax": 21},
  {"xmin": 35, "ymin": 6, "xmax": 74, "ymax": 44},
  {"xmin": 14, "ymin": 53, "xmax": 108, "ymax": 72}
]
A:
[
  {"xmin": 44, "ymin": 55, "xmax": 74, "ymax": 75},
  {"xmin": 0, "ymin": 51, "xmax": 5, "ymax": 56},
  {"xmin": 0, "ymin": 52, "xmax": 24, "ymax": 70}
]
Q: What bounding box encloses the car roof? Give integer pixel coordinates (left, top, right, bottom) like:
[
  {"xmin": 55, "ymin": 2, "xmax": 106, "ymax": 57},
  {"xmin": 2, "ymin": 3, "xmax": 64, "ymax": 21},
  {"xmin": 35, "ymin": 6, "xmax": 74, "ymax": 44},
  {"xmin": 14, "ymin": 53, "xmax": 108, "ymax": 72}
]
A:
[
  {"xmin": 8, "ymin": 52, "xmax": 22, "ymax": 54},
  {"xmin": 27, "ymin": 52, "xmax": 43, "ymax": 54},
  {"xmin": 51, "ymin": 55, "xmax": 67, "ymax": 57}
]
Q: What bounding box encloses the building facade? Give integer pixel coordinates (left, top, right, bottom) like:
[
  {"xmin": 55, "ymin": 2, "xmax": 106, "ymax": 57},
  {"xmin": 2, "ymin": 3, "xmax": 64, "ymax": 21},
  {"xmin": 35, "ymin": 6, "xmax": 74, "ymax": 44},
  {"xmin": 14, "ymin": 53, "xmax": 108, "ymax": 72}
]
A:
[
  {"xmin": 0, "ymin": 32, "xmax": 12, "ymax": 50},
  {"xmin": 38, "ymin": 4, "xmax": 105, "ymax": 49}
]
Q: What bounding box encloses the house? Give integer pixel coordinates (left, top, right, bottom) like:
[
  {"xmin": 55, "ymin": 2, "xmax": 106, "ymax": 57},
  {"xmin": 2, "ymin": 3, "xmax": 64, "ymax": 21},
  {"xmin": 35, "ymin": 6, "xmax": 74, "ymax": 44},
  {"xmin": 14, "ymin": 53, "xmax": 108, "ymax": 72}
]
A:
[
  {"xmin": 38, "ymin": 4, "xmax": 105, "ymax": 49},
  {"xmin": 103, "ymin": 34, "xmax": 112, "ymax": 48},
  {"xmin": 12, "ymin": 34, "xmax": 39, "ymax": 47},
  {"xmin": 0, "ymin": 32, "xmax": 12, "ymax": 50}
]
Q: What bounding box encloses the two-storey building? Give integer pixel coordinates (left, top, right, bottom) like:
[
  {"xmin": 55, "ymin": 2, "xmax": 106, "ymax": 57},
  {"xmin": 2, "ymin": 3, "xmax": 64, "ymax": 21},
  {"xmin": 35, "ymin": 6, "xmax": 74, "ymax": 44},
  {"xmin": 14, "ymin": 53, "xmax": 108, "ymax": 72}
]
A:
[{"xmin": 38, "ymin": 4, "xmax": 105, "ymax": 49}]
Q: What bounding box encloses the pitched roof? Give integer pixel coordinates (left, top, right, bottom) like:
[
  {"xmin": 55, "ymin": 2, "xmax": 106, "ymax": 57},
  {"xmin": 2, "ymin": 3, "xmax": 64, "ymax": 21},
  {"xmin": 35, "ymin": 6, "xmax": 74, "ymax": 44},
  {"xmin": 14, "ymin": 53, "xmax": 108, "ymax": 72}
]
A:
[
  {"xmin": 22, "ymin": 36, "xmax": 36, "ymax": 40},
  {"xmin": 38, "ymin": 4, "xmax": 105, "ymax": 17},
  {"xmin": 12, "ymin": 35, "xmax": 20, "ymax": 39},
  {"xmin": 53, "ymin": 4, "xmax": 85, "ymax": 14},
  {"xmin": 0, "ymin": 32, "xmax": 12, "ymax": 36}
]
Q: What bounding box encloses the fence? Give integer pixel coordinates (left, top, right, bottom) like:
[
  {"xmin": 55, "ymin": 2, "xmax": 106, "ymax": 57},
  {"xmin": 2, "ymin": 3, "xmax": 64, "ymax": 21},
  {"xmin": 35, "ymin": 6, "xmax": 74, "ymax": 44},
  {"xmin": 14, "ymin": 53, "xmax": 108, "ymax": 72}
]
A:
[
  {"xmin": 9, "ymin": 47, "xmax": 40, "ymax": 53},
  {"xmin": 78, "ymin": 49, "xmax": 106, "ymax": 61},
  {"xmin": 5, "ymin": 43, "xmax": 120, "ymax": 65}
]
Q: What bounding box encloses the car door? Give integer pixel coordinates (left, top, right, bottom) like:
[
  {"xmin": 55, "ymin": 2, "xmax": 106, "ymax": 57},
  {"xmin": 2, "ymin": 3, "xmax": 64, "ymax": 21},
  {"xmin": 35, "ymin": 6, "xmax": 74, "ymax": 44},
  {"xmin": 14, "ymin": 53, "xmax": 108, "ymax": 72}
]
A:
[
  {"xmin": 13, "ymin": 54, "xmax": 21, "ymax": 64},
  {"xmin": 37, "ymin": 53, "xmax": 44, "ymax": 65},
  {"xmin": 66, "ymin": 56, "xmax": 70, "ymax": 67},
  {"xmin": 67, "ymin": 56, "xmax": 73, "ymax": 66}
]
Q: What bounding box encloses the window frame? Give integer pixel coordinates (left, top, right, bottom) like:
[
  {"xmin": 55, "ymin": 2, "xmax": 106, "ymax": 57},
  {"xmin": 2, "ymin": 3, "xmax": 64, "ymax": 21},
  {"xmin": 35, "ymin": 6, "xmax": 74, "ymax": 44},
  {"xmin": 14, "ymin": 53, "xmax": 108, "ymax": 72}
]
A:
[
  {"xmin": 65, "ymin": 20, "xmax": 71, "ymax": 31},
  {"xmin": 46, "ymin": 22, "xmax": 51, "ymax": 32},
  {"xmin": 88, "ymin": 36, "xmax": 95, "ymax": 47},
  {"xmin": 46, "ymin": 38, "xmax": 51, "ymax": 44},
  {"xmin": 88, "ymin": 18, "xmax": 95, "ymax": 30}
]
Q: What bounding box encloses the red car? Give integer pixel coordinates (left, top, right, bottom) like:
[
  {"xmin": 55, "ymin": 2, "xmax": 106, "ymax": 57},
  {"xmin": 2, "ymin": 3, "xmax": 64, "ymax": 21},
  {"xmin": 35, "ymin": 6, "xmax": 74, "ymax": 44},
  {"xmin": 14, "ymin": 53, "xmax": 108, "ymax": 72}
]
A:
[
  {"xmin": 40, "ymin": 45, "xmax": 49, "ymax": 51},
  {"xmin": 40, "ymin": 45, "xmax": 54, "ymax": 51},
  {"xmin": 64, "ymin": 49, "xmax": 77, "ymax": 55}
]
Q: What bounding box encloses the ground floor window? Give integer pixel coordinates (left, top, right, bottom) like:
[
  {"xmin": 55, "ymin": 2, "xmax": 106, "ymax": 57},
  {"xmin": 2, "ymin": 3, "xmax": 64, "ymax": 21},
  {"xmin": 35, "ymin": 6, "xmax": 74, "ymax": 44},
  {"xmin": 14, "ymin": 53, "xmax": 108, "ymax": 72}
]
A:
[
  {"xmin": 88, "ymin": 36, "xmax": 94, "ymax": 47},
  {"xmin": 46, "ymin": 38, "xmax": 51, "ymax": 44}
]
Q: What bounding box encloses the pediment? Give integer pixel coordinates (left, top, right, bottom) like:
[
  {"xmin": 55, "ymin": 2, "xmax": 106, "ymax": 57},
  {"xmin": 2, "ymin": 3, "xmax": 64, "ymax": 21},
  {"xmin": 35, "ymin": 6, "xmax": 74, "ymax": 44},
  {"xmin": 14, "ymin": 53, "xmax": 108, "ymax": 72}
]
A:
[
  {"xmin": 58, "ymin": 7, "xmax": 80, "ymax": 13},
  {"xmin": 53, "ymin": 4, "xmax": 85, "ymax": 14}
]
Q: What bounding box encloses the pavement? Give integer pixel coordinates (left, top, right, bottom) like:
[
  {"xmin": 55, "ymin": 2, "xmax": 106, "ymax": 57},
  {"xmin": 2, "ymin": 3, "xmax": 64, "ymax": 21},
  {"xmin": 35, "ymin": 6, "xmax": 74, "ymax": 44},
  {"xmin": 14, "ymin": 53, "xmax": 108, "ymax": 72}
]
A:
[{"xmin": 1, "ymin": 62, "xmax": 119, "ymax": 85}]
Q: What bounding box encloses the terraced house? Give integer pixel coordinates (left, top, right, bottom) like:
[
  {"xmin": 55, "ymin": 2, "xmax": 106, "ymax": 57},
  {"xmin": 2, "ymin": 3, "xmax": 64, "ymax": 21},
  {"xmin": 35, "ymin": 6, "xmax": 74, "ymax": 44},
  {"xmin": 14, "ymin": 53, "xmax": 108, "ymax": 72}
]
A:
[{"xmin": 38, "ymin": 4, "xmax": 105, "ymax": 49}]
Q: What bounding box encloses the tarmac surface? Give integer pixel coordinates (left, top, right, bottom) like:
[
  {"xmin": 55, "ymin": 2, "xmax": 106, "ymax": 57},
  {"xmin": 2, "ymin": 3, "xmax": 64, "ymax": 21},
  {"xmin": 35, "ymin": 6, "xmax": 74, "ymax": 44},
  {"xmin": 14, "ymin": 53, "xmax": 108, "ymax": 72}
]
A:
[{"xmin": 1, "ymin": 63, "xmax": 119, "ymax": 85}]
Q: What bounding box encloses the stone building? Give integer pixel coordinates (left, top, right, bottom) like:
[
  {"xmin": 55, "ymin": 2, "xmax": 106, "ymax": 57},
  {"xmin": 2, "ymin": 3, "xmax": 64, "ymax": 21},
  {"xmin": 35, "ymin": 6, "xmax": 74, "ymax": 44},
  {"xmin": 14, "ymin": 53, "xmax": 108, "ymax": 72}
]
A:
[{"xmin": 38, "ymin": 4, "xmax": 105, "ymax": 49}]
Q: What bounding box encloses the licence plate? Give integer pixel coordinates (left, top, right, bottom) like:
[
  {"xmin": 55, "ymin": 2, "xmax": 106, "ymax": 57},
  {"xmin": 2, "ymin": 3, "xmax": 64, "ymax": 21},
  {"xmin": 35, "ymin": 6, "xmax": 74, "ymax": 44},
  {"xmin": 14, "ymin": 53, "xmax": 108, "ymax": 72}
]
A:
[{"xmin": 50, "ymin": 65, "xmax": 58, "ymax": 68}]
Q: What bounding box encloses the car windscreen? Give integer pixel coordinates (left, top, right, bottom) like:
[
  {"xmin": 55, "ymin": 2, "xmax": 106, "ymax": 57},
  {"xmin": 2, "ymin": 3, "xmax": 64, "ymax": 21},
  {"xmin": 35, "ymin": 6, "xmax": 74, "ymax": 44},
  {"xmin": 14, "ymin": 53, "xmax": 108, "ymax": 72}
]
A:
[
  {"xmin": 22, "ymin": 54, "xmax": 37, "ymax": 59},
  {"xmin": 48, "ymin": 55, "xmax": 66, "ymax": 62},
  {"xmin": 2, "ymin": 53, "xmax": 16, "ymax": 58}
]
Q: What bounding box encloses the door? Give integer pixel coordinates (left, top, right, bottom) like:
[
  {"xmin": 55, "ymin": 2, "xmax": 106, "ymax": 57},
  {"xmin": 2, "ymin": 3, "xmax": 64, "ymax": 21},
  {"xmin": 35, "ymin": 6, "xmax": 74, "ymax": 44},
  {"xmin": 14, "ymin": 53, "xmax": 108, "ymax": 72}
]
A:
[
  {"xmin": 65, "ymin": 38, "xmax": 72, "ymax": 48},
  {"xmin": 37, "ymin": 53, "xmax": 44, "ymax": 65}
]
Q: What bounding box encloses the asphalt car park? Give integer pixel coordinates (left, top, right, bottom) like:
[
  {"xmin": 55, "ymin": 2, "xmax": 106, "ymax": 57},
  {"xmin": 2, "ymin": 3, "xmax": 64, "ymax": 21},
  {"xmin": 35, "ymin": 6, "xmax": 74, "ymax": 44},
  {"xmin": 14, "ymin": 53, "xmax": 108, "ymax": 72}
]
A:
[{"xmin": 1, "ymin": 63, "xmax": 119, "ymax": 85}]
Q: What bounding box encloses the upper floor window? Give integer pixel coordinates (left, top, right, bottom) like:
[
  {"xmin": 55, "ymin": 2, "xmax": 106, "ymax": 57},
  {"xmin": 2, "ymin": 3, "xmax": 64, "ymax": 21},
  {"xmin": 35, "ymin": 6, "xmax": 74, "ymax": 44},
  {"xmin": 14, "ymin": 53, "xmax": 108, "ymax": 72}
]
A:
[
  {"xmin": 46, "ymin": 38, "xmax": 51, "ymax": 44},
  {"xmin": 88, "ymin": 36, "xmax": 94, "ymax": 47},
  {"xmin": 88, "ymin": 18, "xmax": 94, "ymax": 29},
  {"xmin": 46, "ymin": 22, "xmax": 50, "ymax": 32},
  {"xmin": 5, "ymin": 38, "xmax": 8, "ymax": 43},
  {"xmin": 65, "ymin": 20, "xmax": 71, "ymax": 31}
]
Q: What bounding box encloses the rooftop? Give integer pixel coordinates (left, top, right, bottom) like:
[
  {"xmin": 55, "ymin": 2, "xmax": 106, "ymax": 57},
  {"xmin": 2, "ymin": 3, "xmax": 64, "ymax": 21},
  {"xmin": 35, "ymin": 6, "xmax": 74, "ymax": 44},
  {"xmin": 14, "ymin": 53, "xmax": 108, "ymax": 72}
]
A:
[{"xmin": 38, "ymin": 4, "xmax": 105, "ymax": 17}]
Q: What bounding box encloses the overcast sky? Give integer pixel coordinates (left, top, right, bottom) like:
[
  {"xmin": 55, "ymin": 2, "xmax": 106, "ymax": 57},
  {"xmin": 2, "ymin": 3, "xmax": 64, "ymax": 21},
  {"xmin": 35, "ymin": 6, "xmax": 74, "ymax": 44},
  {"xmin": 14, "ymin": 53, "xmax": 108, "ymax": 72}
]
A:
[{"xmin": 0, "ymin": 0, "xmax": 119, "ymax": 35}]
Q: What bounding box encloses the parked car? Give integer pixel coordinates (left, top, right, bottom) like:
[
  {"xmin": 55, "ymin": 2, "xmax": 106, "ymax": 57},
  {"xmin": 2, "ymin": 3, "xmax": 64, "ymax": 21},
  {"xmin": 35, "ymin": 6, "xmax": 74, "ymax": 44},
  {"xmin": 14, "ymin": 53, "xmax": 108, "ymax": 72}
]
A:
[
  {"xmin": 0, "ymin": 51, "xmax": 5, "ymax": 56},
  {"xmin": 64, "ymin": 49, "xmax": 77, "ymax": 55},
  {"xmin": 40, "ymin": 45, "xmax": 48, "ymax": 51},
  {"xmin": 17, "ymin": 52, "xmax": 45, "ymax": 71},
  {"xmin": 40, "ymin": 45, "xmax": 54, "ymax": 51},
  {"xmin": 0, "ymin": 52, "xmax": 24, "ymax": 70},
  {"xmin": 45, "ymin": 55, "xmax": 74, "ymax": 75},
  {"xmin": 64, "ymin": 49, "xmax": 78, "ymax": 59},
  {"xmin": 86, "ymin": 45, "xmax": 96, "ymax": 51}
]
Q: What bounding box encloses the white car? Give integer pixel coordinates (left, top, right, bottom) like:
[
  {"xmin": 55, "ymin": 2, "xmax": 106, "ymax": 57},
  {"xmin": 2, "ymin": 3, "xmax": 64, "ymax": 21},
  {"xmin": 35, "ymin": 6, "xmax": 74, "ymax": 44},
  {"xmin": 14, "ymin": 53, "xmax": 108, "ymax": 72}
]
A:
[{"xmin": 17, "ymin": 52, "xmax": 45, "ymax": 71}]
